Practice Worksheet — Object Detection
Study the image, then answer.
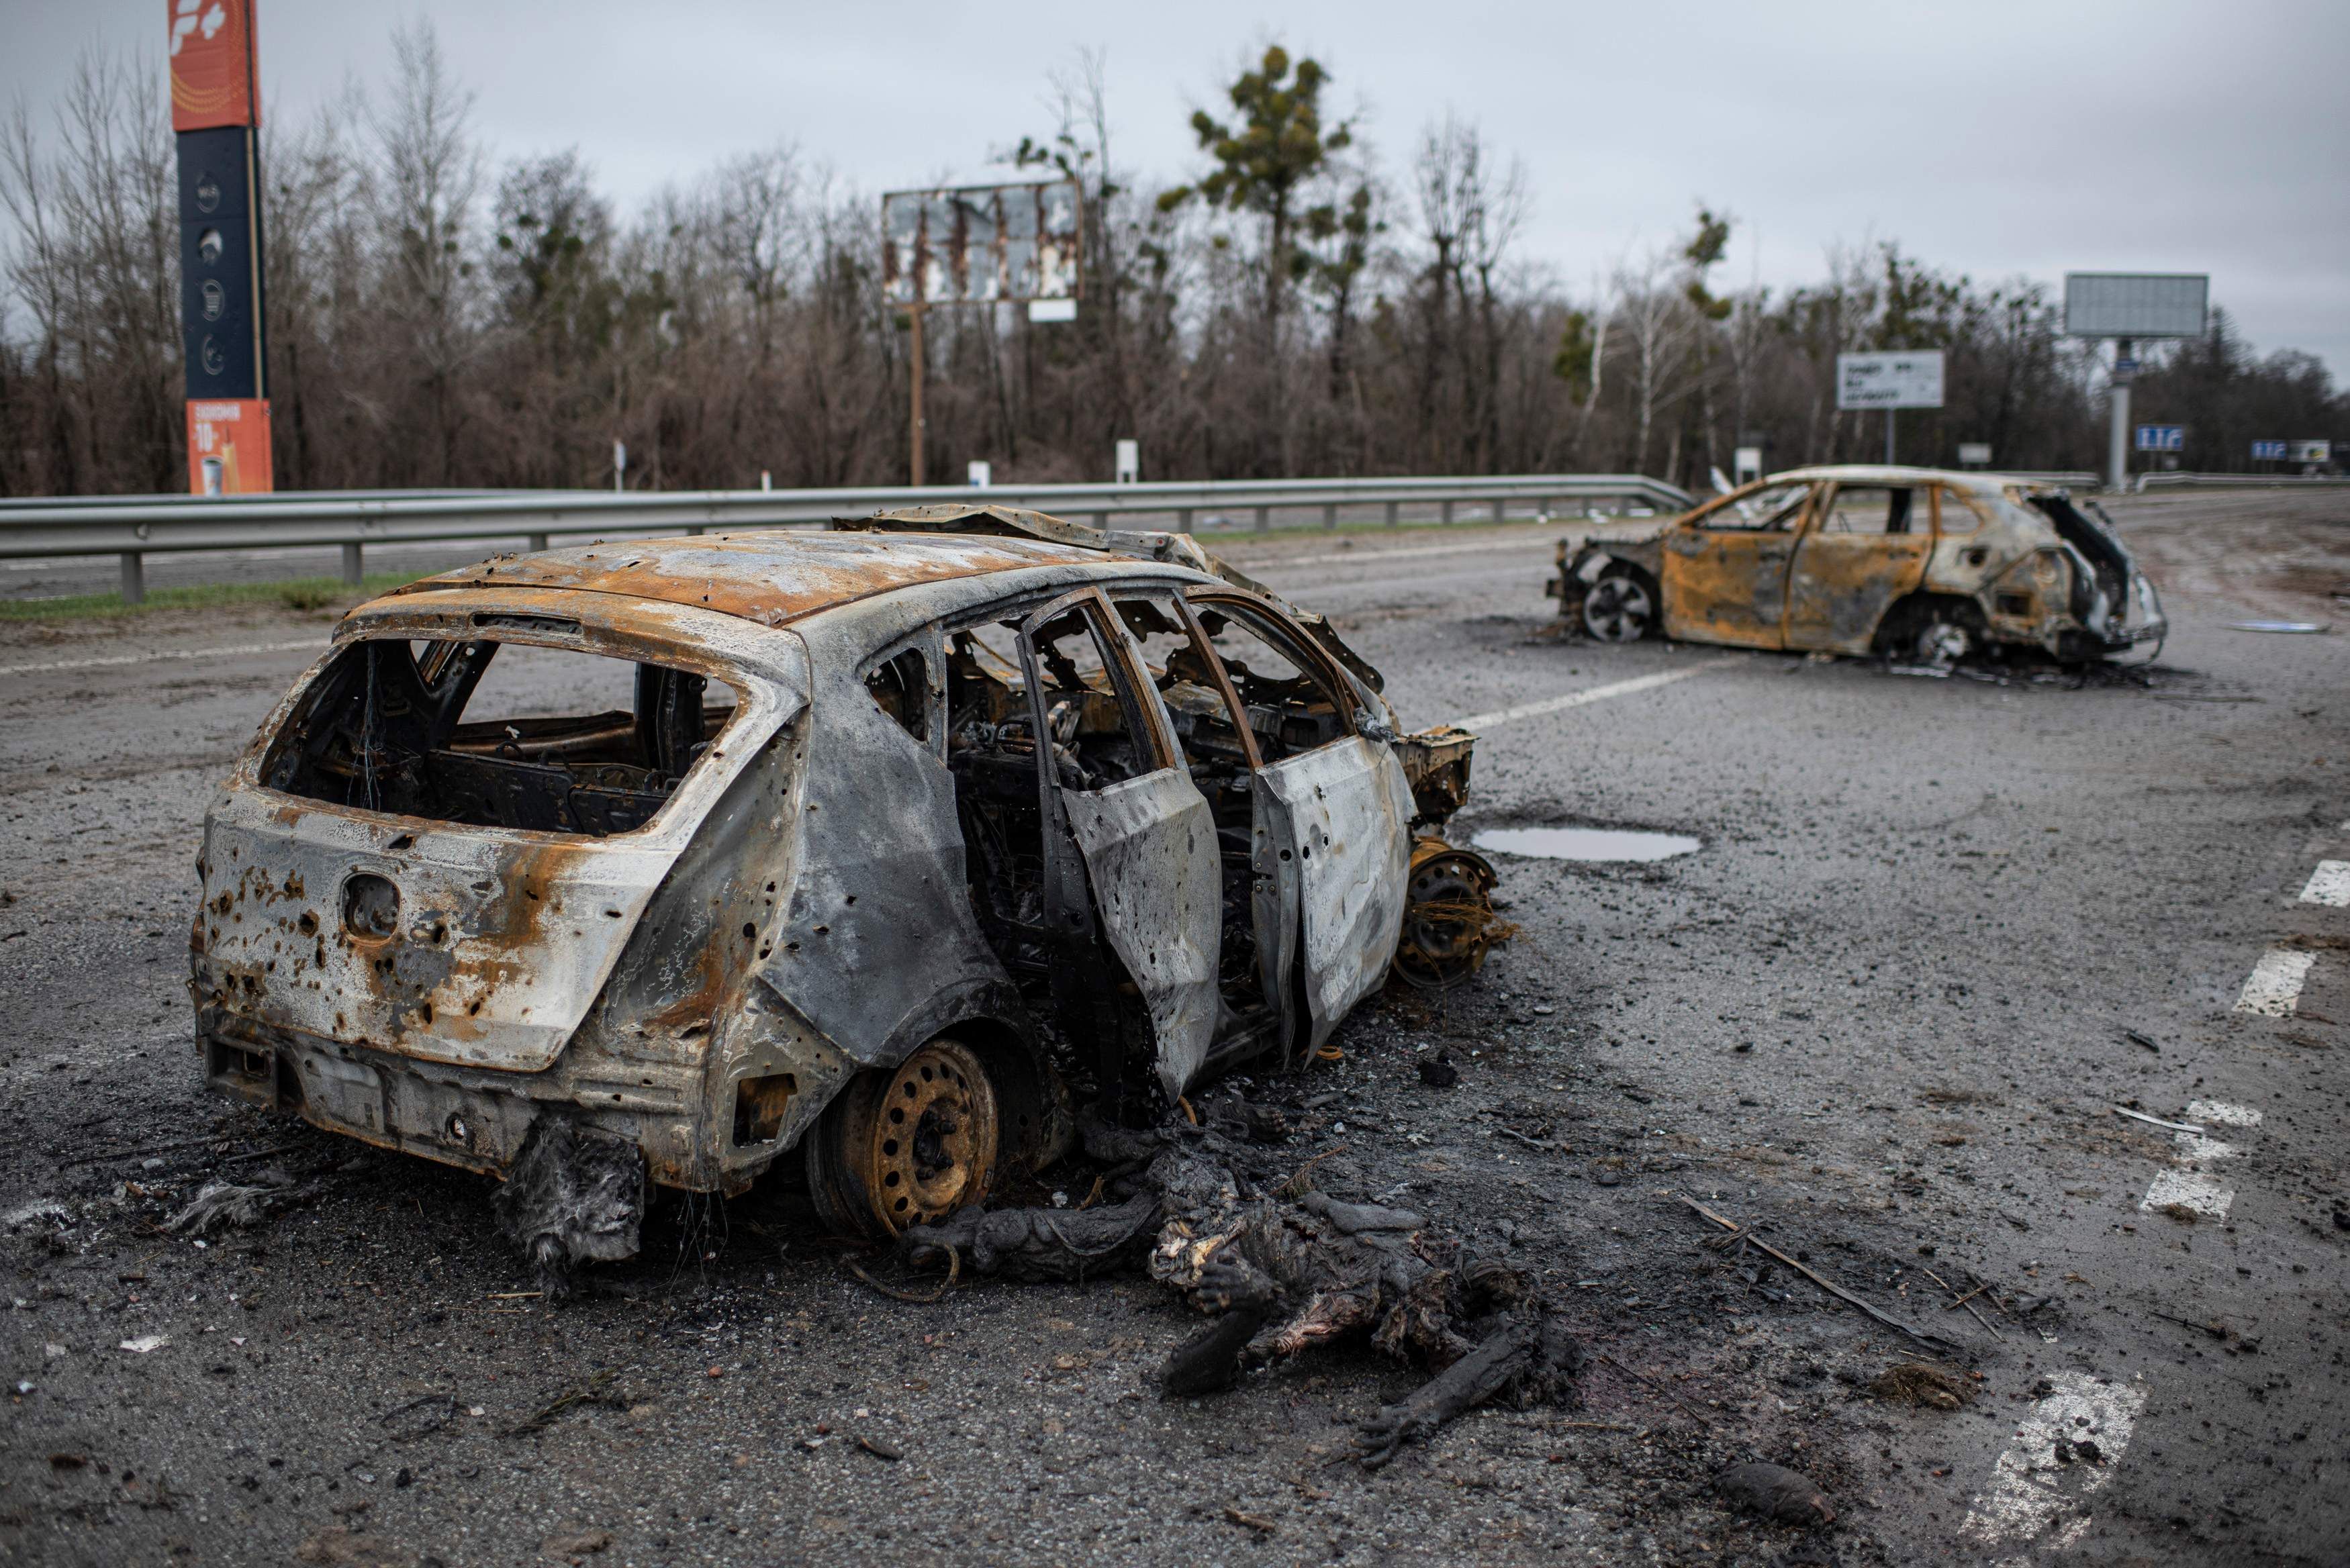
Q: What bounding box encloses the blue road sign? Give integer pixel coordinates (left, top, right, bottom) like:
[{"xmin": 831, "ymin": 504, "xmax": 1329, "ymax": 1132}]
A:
[
  {"xmin": 2251, "ymin": 440, "xmax": 2289, "ymax": 461},
  {"xmin": 2134, "ymin": 425, "xmax": 2184, "ymax": 452}
]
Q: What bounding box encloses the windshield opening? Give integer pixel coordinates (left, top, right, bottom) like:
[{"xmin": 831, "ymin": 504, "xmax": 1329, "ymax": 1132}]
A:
[{"xmin": 259, "ymin": 636, "xmax": 742, "ymax": 838}]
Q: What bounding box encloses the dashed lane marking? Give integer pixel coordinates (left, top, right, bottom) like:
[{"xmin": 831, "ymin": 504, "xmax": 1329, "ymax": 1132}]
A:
[
  {"xmin": 2298, "ymin": 861, "xmax": 2350, "ymax": 907},
  {"xmin": 1959, "ymin": 1369, "xmax": 2145, "ymax": 1553},
  {"xmin": 2139, "ymin": 1099, "xmax": 2262, "ymax": 1221},
  {"xmin": 0, "ymin": 639, "xmax": 322, "ymax": 678},
  {"xmin": 2234, "ymin": 948, "xmax": 2316, "ymax": 1016},
  {"xmin": 1455, "ymin": 656, "xmax": 1744, "ymax": 732}
]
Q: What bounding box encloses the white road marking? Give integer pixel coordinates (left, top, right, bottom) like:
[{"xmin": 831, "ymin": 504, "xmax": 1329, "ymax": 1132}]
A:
[
  {"xmin": 1960, "ymin": 1369, "xmax": 2144, "ymax": 1550},
  {"xmin": 1455, "ymin": 656, "xmax": 1742, "ymax": 732},
  {"xmin": 2234, "ymin": 948, "xmax": 2315, "ymax": 1016},
  {"xmin": 2298, "ymin": 860, "xmax": 2350, "ymax": 907},
  {"xmin": 0, "ymin": 639, "xmax": 322, "ymax": 678},
  {"xmin": 2139, "ymin": 1100, "xmax": 2261, "ymax": 1221}
]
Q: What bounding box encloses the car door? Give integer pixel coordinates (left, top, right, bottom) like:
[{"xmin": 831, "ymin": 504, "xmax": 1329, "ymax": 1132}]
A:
[
  {"xmin": 1784, "ymin": 481, "xmax": 1934, "ymax": 653},
  {"xmin": 1184, "ymin": 593, "xmax": 1413, "ymax": 1066},
  {"xmin": 1016, "ymin": 588, "xmax": 1222, "ymax": 1109},
  {"xmin": 1661, "ymin": 479, "xmax": 1816, "ymax": 648}
]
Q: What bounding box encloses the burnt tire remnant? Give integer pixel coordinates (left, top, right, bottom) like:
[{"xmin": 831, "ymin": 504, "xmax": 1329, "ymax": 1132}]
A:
[
  {"xmin": 900, "ymin": 1104, "xmax": 1584, "ymax": 1469},
  {"xmin": 490, "ymin": 1120, "xmax": 646, "ymax": 1300}
]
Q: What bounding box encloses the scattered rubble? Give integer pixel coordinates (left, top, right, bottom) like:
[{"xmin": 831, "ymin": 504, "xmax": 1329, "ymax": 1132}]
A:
[{"xmin": 902, "ymin": 1108, "xmax": 1584, "ymax": 1469}]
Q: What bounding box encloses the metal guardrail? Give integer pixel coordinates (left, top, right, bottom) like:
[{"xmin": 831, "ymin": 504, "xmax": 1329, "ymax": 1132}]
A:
[
  {"xmin": 0, "ymin": 473, "xmax": 1695, "ymax": 603},
  {"xmin": 2134, "ymin": 471, "xmax": 2350, "ymax": 493}
]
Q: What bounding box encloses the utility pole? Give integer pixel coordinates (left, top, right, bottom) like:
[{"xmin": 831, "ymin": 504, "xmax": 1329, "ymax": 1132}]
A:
[
  {"xmin": 908, "ymin": 303, "xmax": 926, "ymax": 487},
  {"xmin": 1885, "ymin": 408, "xmax": 1895, "ymax": 465},
  {"xmin": 2106, "ymin": 338, "xmax": 2133, "ymax": 493}
]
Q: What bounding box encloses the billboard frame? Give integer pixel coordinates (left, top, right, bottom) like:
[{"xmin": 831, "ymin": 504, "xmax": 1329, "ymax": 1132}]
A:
[{"xmin": 882, "ymin": 178, "xmax": 1084, "ymax": 485}]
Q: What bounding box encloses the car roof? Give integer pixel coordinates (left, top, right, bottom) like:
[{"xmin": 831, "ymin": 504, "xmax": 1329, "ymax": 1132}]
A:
[
  {"xmin": 379, "ymin": 530, "xmax": 1143, "ymax": 629},
  {"xmin": 1761, "ymin": 464, "xmax": 2025, "ymax": 495}
]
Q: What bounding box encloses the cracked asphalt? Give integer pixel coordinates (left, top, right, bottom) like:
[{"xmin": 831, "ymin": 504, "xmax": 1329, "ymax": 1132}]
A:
[{"xmin": 1, "ymin": 488, "xmax": 2345, "ymax": 1567}]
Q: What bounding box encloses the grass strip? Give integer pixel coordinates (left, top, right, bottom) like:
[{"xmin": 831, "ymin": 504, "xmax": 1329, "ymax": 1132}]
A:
[{"xmin": 0, "ymin": 571, "xmax": 418, "ymax": 622}]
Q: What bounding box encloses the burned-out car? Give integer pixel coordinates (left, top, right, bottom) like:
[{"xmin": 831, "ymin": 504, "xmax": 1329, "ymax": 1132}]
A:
[
  {"xmin": 189, "ymin": 506, "xmax": 1496, "ymax": 1276},
  {"xmin": 1548, "ymin": 465, "xmax": 2165, "ymax": 663}
]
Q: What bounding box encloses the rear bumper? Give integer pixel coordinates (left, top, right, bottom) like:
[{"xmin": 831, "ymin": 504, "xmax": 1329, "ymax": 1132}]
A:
[{"xmin": 196, "ymin": 1006, "xmax": 792, "ymax": 1193}]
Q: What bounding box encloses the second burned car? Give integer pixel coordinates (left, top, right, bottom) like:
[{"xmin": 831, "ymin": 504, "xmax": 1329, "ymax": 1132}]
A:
[
  {"xmin": 187, "ymin": 506, "xmax": 1497, "ymax": 1283},
  {"xmin": 1549, "ymin": 465, "xmax": 2166, "ymax": 663}
]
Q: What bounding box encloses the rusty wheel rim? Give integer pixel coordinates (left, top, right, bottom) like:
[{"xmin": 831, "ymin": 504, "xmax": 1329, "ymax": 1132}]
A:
[
  {"xmin": 861, "ymin": 1038, "xmax": 999, "ymax": 1232},
  {"xmin": 1394, "ymin": 848, "xmax": 1499, "ymax": 991}
]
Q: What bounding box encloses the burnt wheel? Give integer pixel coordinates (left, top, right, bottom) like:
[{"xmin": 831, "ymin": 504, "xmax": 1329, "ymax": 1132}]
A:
[
  {"xmin": 804, "ymin": 1036, "xmax": 1000, "ymax": 1240},
  {"xmin": 1580, "ymin": 569, "xmax": 1655, "ymax": 642},
  {"xmin": 1391, "ymin": 839, "xmax": 1503, "ymax": 991}
]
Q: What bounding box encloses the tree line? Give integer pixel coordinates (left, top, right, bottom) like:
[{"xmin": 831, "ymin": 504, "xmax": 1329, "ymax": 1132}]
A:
[{"xmin": 3, "ymin": 30, "xmax": 2341, "ymax": 497}]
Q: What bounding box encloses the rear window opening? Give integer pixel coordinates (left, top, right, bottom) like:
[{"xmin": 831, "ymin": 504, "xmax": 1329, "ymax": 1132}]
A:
[{"xmin": 261, "ymin": 637, "xmax": 741, "ymax": 838}]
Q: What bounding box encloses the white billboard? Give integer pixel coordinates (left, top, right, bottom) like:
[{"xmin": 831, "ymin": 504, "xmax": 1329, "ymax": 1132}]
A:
[
  {"xmin": 2063, "ymin": 273, "xmax": 2208, "ymax": 340},
  {"xmin": 881, "ymin": 180, "xmax": 1082, "ymax": 307},
  {"xmin": 1836, "ymin": 350, "xmax": 1945, "ymax": 410}
]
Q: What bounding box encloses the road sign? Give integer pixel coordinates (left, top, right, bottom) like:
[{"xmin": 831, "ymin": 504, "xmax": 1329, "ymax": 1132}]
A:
[
  {"xmin": 1957, "ymin": 442, "xmax": 1992, "ymax": 468},
  {"xmin": 2134, "ymin": 425, "xmax": 2185, "ymax": 453},
  {"xmin": 2251, "ymin": 440, "xmax": 2289, "ymax": 461},
  {"xmin": 1836, "ymin": 351, "xmax": 1945, "ymax": 410},
  {"xmin": 2064, "ymin": 274, "xmax": 2209, "ymax": 339},
  {"xmin": 2292, "ymin": 440, "xmax": 2333, "ymax": 464},
  {"xmin": 880, "ymin": 180, "xmax": 1082, "ymax": 306}
]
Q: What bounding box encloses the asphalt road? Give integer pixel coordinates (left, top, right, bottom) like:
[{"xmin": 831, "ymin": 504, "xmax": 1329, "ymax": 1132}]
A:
[{"xmin": 0, "ymin": 490, "xmax": 2344, "ymax": 1567}]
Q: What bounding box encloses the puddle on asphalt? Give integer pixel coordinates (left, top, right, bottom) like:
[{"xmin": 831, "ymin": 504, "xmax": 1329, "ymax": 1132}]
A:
[{"xmin": 1472, "ymin": 826, "xmax": 1701, "ymax": 863}]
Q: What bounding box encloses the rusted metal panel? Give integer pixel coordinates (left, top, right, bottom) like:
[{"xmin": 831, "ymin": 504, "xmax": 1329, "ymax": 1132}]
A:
[
  {"xmin": 1662, "ymin": 527, "xmax": 1798, "ymax": 647},
  {"xmin": 192, "ymin": 605, "xmax": 801, "ymax": 1074},
  {"xmin": 752, "ymin": 607, "xmax": 1028, "ymax": 1076},
  {"xmin": 1062, "ymin": 768, "xmax": 1223, "ymax": 1101},
  {"xmin": 1254, "ymin": 737, "xmax": 1414, "ymax": 1053},
  {"xmin": 389, "ymin": 534, "xmax": 1110, "ymax": 631}
]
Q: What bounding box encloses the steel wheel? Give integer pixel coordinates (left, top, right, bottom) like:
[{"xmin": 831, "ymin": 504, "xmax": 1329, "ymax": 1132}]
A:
[
  {"xmin": 1582, "ymin": 573, "xmax": 1653, "ymax": 642},
  {"xmin": 1391, "ymin": 839, "xmax": 1505, "ymax": 991},
  {"xmin": 804, "ymin": 1036, "xmax": 1000, "ymax": 1239}
]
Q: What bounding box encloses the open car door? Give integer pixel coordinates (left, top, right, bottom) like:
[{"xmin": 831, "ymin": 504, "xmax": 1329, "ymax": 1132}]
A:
[
  {"xmin": 1017, "ymin": 589, "xmax": 1222, "ymax": 1108},
  {"xmin": 1185, "ymin": 595, "xmax": 1413, "ymax": 1064}
]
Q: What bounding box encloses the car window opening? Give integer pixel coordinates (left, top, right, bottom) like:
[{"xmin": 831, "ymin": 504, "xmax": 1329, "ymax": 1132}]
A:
[
  {"xmin": 941, "ymin": 606, "xmax": 1160, "ymax": 1059},
  {"xmin": 865, "ymin": 646, "xmax": 931, "ymax": 744},
  {"xmin": 1186, "ymin": 599, "xmax": 1352, "ymax": 760},
  {"xmin": 260, "ymin": 638, "xmax": 738, "ymax": 838},
  {"xmin": 1819, "ymin": 486, "xmax": 1917, "ymax": 536},
  {"xmin": 1701, "ymin": 480, "xmax": 1812, "ymax": 532}
]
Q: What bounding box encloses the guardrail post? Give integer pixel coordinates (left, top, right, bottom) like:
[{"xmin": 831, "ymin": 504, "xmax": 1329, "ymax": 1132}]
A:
[
  {"xmin": 340, "ymin": 543, "xmax": 363, "ymax": 587},
  {"xmin": 1493, "ymin": 501, "xmax": 1505, "ymax": 524},
  {"xmin": 1090, "ymin": 513, "xmax": 1109, "ymax": 530},
  {"xmin": 1384, "ymin": 501, "xmax": 1399, "ymax": 528},
  {"xmin": 1441, "ymin": 499, "xmax": 1454, "ymax": 525},
  {"xmin": 527, "ymin": 532, "xmax": 549, "ymax": 553},
  {"xmin": 1177, "ymin": 509, "xmax": 1193, "ymax": 534},
  {"xmin": 1254, "ymin": 506, "xmax": 1270, "ymax": 534},
  {"xmin": 1322, "ymin": 503, "xmax": 1337, "ymax": 530},
  {"xmin": 119, "ymin": 552, "xmax": 144, "ymax": 605}
]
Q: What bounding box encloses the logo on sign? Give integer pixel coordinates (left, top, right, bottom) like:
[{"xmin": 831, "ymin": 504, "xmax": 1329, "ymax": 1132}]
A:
[
  {"xmin": 2134, "ymin": 425, "xmax": 2184, "ymax": 453},
  {"xmin": 2251, "ymin": 440, "xmax": 2288, "ymax": 461}
]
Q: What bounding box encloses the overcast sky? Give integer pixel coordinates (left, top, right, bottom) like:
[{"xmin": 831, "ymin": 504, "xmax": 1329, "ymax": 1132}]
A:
[{"xmin": 13, "ymin": 0, "xmax": 2349, "ymax": 377}]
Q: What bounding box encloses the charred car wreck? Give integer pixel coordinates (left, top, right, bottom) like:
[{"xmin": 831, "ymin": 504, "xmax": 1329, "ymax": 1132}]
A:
[
  {"xmin": 1550, "ymin": 465, "xmax": 2165, "ymax": 663},
  {"xmin": 189, "ymin": 506, "xmax": 1502, "ymax": 1291}
]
